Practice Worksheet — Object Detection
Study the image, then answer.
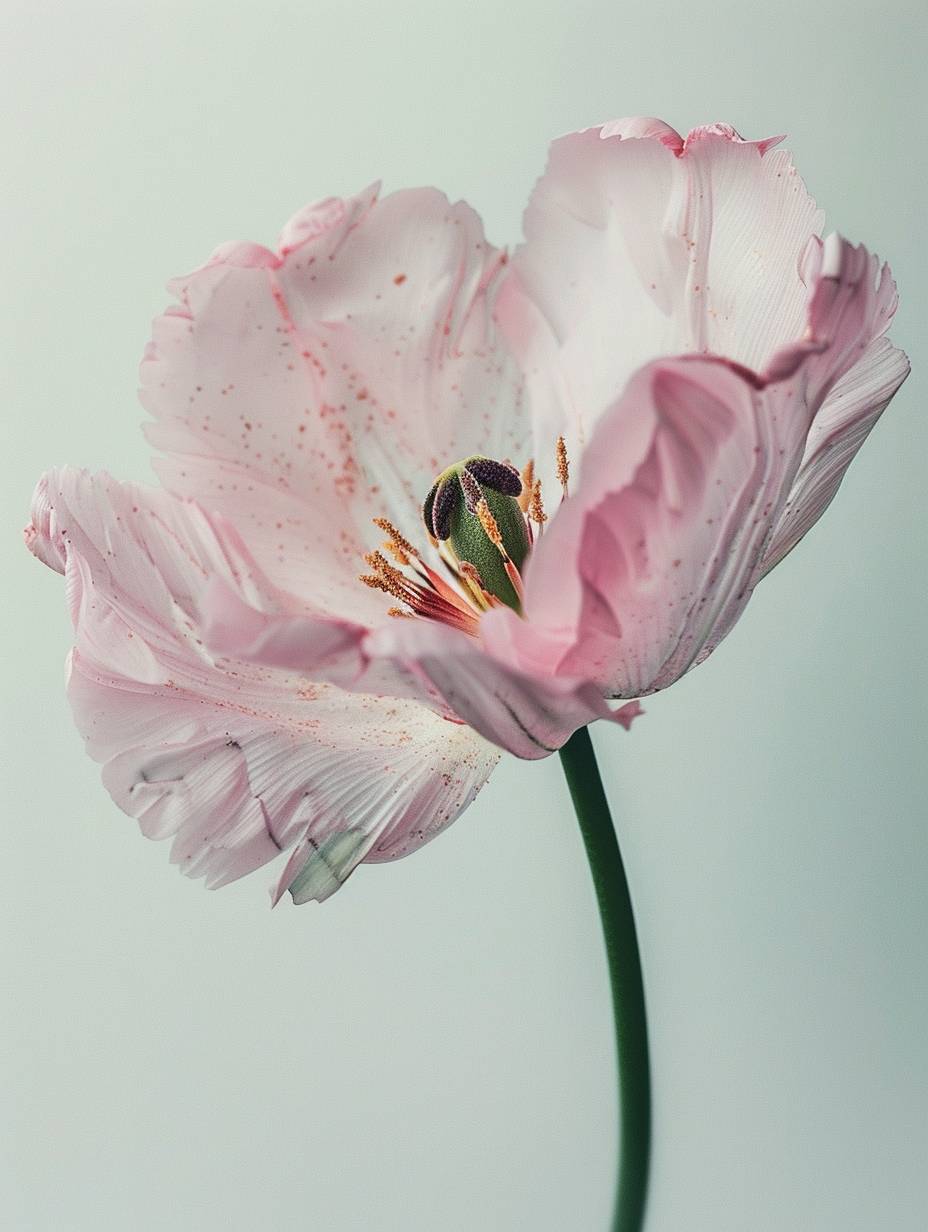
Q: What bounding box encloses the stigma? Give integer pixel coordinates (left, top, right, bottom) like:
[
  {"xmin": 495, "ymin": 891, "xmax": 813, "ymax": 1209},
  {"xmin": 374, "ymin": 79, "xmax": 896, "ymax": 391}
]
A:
[{"xmin": 360, "ymin": 440, "xmax": 569, "ymax": 635}]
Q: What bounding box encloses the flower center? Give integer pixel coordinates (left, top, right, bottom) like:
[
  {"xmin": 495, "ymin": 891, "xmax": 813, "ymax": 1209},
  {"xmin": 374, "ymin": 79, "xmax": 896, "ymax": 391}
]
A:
[{"xmin": 359, "ymin": 439, "xmax": 569, "ymax": 634}]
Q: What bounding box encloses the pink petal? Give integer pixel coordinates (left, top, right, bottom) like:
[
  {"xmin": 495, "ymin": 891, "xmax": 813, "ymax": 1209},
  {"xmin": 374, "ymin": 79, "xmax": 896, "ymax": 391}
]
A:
[
  {"xmin": 761, "ymin": 237, "xmax": 909, "ymax": 571},
  {"xmin": 360, "ymin": 620, "xmax": 632, "ymax": 759},
  {"xmin": 598, "ymin": 116, "xmax": 685, "ymax": 153},
  {"xmin": 494, "ymin": 235, "xmax": 906, "ymax": 699},
  {"xmin": 29, "ymin": 469, "xmax": 498, "ymax": 898},
  {"xmin": 203, "ymin": 585, "xmax": 636, "ymax": 760},
  {"xmin": 497, "ymin": 116, "xmax": 822, "ymax": 495},
  {"xmin": 140, "ymin": 184, "xmax": 525, "ymax": 616},
  {"xmin": 201, "ymin": 576, "xmax": 436, "ymax": 708},
  {"xmin": 203, "ymin": 576, "xmax": 367, "ymax": 687},
  {"xmin": 24, "ymin": 476, "xmax": 66, "ymax": 573},
  {"xmin": 493, "ymin": 356, "xmax": 796, "ymax": 698}
]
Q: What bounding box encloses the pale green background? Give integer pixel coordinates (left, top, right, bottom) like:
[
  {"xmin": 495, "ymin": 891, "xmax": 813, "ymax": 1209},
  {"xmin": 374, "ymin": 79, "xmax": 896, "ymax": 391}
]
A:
[{"xmin": 2, "ymin": 1, "xmax": 925, "ymax": 1229}]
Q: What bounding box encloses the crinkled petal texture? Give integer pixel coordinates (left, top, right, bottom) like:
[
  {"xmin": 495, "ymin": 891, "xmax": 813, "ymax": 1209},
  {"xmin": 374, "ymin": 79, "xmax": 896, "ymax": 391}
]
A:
[
  {"xmin": 475, "ymin": 122, "xmax": 907, "ymax": 697},
  {"xmin": 141, "ymin": 183, "xmax": 528, "ymax": 621},
  {"xmin": 26, "ymin": 469, "xmax": 498, "ymax": 902},
  {"xmin": 497, "ymin": 119, "xmax": 824, "ymax": 485}
]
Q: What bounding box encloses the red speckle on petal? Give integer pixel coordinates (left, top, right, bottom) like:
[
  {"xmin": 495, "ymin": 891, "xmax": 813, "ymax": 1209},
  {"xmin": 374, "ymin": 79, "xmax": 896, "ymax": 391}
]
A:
[{"xmin": 393, "ymin": 274, "xmax": 407, "ymax": 285}]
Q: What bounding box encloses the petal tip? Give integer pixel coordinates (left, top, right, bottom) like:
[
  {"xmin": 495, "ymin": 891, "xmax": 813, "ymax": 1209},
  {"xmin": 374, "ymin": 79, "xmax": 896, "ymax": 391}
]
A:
[
  {"xmin": 614, "ymin": 700, "xmax": 644, "ymax": 731},
  {"xmin": 596, "ymin": 116, "xmax": 684, "ymax": 154},
  {"xmin": 25, "ymin": 472, "xmax": 66, "ymax": 574}
]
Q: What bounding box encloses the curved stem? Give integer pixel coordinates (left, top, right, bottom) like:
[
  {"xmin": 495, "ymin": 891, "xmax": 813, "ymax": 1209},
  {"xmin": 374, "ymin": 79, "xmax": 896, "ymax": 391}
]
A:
[{"xmin": 559, "ymin": 726, "xmax": 651, "ymax": 1232}]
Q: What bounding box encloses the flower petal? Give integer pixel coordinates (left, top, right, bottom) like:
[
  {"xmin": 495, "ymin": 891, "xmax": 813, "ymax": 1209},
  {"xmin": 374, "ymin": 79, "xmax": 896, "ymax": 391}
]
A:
[
  {"xmin": 202, "ymin": 581, "xmax": 635, "ymax": 760},
  {"xmin": 493, "ymin": 235, "xmax": 906, "ymax": 699},
  {"xmin": 362, "ymin": 620, "xmax": 630, "ymax": 759},
  {"xmin": 761, "ymin": 237, "xmax": 910, "ymax": 572},
  {"xmin": 26, "ymin": 469, "xmax": 498, "ymax": 899},
  {"xmin": 497, "ymin": 117, "xmax": 823, "ymax": 493},
  {"xmin": 140, "ymin": 184, "xmax": 525, "ymax": 615},
  {"xmin": 491, "ymin": 356, "xmax": 797, "ymax": 697}
]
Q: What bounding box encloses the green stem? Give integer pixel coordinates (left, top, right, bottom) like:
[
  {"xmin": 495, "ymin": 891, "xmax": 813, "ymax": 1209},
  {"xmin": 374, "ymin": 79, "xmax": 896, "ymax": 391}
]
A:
[{"xmin": 559, "ymin": 726, "xmax": 651, "ymax": 1232}]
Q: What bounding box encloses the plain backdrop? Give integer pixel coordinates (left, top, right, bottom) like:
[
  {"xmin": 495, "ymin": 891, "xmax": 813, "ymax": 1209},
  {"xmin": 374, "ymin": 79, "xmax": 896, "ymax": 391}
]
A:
[{"xmin": 2, "ymin": 2, "xmax": 925, "ymax": 1229}]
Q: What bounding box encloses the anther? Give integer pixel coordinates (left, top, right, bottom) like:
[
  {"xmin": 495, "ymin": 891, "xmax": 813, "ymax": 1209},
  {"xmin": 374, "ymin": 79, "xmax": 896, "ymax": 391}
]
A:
[
  {"xmin": 475, "ymin": 498, "xmax": 504, "ymax": 551},
  {"xmin": 463, "ymin": 457, "xmax": 522, "ymax": 496},
  {"xmin": 459, "ymin": 467, "xmax": 483, "ymax": 514},
  {"xmin": 372, "ymin": 517, "xmax": 416, "ymax": 559},
  {"xmin": 428, "ymin": 477, "xmax": 457, "ymax": 540},
  {"xmin": 382, "ymin": 539, "xmax": 411, "ymax": 566},
  {"xmin": 363, "ymin": 550, "xmax": 397, "ymax": 577},
  {"xmin": 555, "ymin": 436, "xmax": 570, "ymax": 496},
  {"xmin": 518, "ymin": 459, "xmax": 535, "ymax": 513},
  {"xmin": 529, "ymin": 478, "xmax": 547, "ymax": 527},
  {"xmin": 475, "ymin": 499, "xmax": 524, "ymax": 604},
  {"xmin": 359, "ymin": 573, "xmax": 393, "ymax": 595}
]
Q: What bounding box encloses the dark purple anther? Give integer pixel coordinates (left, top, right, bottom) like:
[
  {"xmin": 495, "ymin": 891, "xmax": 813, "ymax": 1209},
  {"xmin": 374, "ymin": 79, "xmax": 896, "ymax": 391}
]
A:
[
  {"xmin": 458, "ymin": 467, "xmax": 483, "ymax": 514},
  {"xmin": 424, "ymin": 476, "xmax": 457, "ymax": 540},
  {"xmin": 464, "ymin": 457, "xmax": 523, "ymax": 497}
]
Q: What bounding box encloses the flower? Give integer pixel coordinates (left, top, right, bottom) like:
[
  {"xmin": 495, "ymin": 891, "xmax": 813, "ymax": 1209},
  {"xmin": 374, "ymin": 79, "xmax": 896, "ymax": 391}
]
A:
[{"xmin": 26, "ymin": 118, "xmax": 908, "ymax": 905}]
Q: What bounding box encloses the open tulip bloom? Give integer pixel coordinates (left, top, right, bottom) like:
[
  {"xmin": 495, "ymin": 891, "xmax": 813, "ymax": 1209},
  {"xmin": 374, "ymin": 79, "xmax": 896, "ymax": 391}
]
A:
[{"xmin": 26, "ymin": 117, "xmax": 908, "ymax": 1230}]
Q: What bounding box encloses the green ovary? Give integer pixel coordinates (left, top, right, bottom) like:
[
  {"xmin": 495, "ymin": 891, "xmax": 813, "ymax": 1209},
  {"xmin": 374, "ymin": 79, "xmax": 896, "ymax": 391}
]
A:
[{"xmin": 448, "ymin": 484, "xmax": 528, "ymax": 612}]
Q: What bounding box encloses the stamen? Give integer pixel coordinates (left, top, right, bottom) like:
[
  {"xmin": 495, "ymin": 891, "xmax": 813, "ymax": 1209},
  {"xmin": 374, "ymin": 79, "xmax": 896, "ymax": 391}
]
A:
[
  {"xmin": 387, "ymin": 607, "xmax": 415, "ymax": 619},
  {"xmin": 475, "ymin": 498, "xmax": 525, "ymax": 605},
  {"xmin": 504, "ymin": 558, "xmax": 525, "ymax": 605},
  {"xmin": 360, "ymin": 572, "xmax": 399, "ymax": 596},
  {"xmin": 372, "ymin": 514, "xmax": 414, "ymax": 559},
  {"xmin": 475, "ymin": 498, "xmax": 504, "ymax": 550},
  {"xmin": 529, "ymin": 478, "xmax": 547, "ymax": 529},
  {"xmin": 359, "ymin": 566, "xmax": 408, "ymax": 604},
  {"xmin": 382, "ymin": 539, "xmax": 410, "ymax": 566},
  {"xmin": 364, "ymin": 549, "xmax": 400, "ymax": 578},
  {"xmin": 556, "ymin": 436, "xmax": 570, "ymax": 496},
  {"xmin": 363, "ymin": 549, "xmax": 480, "ymax": 632},
  {"xmin": 428, "ymin": 477, "xmax": 457, "ymax": 540},
  {"xmin": 464, "ymin": 457, "xmax": 523, "ymax": 496},
  {"xmin": 518, "ymin": 459, "xmax": 534, "ymax": 512},
  {"xmin": 458, "ymin": 561, "xmax": 496, "ymax": 610},
  {"xmin": 459, "ymin": 467, "xmax": 483, "ymax": 514}
]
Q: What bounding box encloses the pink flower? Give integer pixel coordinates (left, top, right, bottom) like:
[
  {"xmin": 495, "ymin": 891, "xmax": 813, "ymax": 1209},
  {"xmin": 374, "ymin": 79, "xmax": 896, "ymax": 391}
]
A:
[{"xmin": 26, "ymin": 119, "xmax": 908, "ymax": 905}]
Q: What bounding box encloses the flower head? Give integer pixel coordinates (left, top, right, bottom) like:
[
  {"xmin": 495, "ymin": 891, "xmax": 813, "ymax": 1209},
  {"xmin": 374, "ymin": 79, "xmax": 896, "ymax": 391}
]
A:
[{"xmin": 26, "ymin": 119, "xmax": 908, "ymax": 904}]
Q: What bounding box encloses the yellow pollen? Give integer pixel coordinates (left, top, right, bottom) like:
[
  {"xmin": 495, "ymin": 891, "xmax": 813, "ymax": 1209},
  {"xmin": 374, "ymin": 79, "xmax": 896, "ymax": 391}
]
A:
[
  {"xmin": 363, "ymin": 549, "xmax": 400, "ymax": 579},
  {"xmin": 372, "ymin": 517, "xmax": 416, "ymax": 559},
  {"xmin": 518, "ymin": 459, "xmax": 535, "ymax": 512},
  {"xmin": 475, "ymin": 498, "xmax": 505, "ymax": 554},
  {"xmin": 359, "ymin": 572, "xmax": 390, "ymax": 593},
  {"xmin": 387, "ymin": 607, "xmax": 414, "ymax": 618},
  {"xmin": 529, "ymin": 478, "xmax": 547, "ymax": 525},
  {"xmin": 556, "ymin": 436, "xmax": 570, "ymax": 490},
  {"xmin": 382, "ymin": 539, "xmax": 411, "ymax": 566},
  {"xmin": 359, "ymin": 565, "xmax": 408, "ymax": 603}
]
